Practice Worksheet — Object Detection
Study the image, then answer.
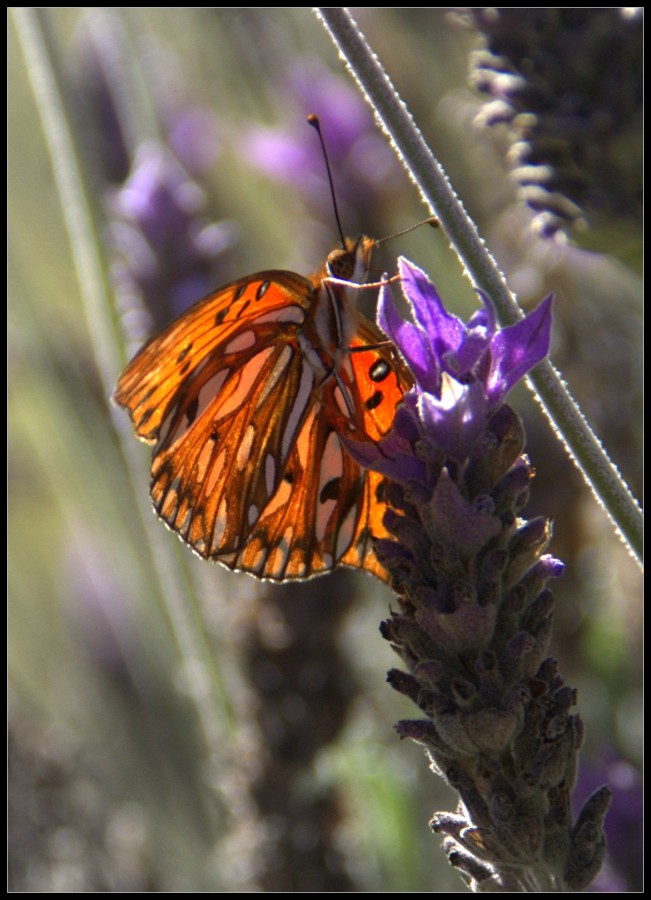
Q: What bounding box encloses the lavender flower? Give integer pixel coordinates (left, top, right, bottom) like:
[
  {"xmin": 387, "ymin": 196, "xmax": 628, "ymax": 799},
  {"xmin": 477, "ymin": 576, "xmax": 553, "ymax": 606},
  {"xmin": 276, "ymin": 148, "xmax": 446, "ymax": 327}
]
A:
[
  {"xmin": 108, "ymin": 144, "xmax": 237, "ymax": 336},
  {"xmin": 74, "ymin": 13, "xmax": 235, "ymax": 341},
  {"xmin": 453, "ymin": 8, "xmax": 643, "ymax": 240},
  {"xmin": 347, "ymin": 259, "xmax": 610, "ymax": 891}
]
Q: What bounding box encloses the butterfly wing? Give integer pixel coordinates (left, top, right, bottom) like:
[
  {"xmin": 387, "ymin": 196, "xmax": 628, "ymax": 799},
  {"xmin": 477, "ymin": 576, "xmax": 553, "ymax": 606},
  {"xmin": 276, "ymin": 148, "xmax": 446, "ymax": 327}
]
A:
[
  {"xmin": 223, "ymin": 401, "xmax": 371, "ymax": 579},
  {"xmin": 330, "ymin": 316, "xmax": 413, "ymax": 579},
  {"xmin": 114, "ymin": 270, "xmax": 314, "ymax": 441},
  {"xmin": 114, "ymin": 269, "xmax": 411, "ymax": 582},
  {"xmin": 115, "ymin": 271, "xmax": 325, "ymax": 567},
  {"xmin": 222, "ymin": 312, "xmax": 412, "ymax": 580}
]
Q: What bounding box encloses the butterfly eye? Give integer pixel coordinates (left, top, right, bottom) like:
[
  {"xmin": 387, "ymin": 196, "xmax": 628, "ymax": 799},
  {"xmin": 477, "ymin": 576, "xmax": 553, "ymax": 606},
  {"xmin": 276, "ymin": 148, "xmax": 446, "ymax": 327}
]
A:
[{"xmin": 326, "ymin": 247, "xmax": 356, "ymax": 280}]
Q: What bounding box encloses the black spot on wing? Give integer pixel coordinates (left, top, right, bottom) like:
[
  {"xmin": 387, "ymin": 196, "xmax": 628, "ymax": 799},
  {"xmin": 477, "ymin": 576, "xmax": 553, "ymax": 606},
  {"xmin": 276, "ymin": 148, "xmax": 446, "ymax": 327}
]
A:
[
  {"xmin": 185, "ymin": 397, "xmax": 199, "ymax": 426},
  {"xmin": 365, "ymin": 390, "xmax": 384, "ymax": 411},
  {"xmin": 150, "ymin": 457, "xmax": 172, "ymax": 489},
  {"xmin": 319, "ymin": 477, "xmax": 341, "ymax": 504},
  {"xmin": 176, "ymin": 344, "xmax": 193, "ymax": 364},
  {"xmin": 369, "ymin": 359, "xmax": 391, "ymax": 382}
]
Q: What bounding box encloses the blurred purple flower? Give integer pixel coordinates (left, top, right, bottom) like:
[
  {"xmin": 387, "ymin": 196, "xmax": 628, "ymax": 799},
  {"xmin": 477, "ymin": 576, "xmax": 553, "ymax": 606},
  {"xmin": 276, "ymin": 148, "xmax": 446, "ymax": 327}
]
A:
[
  {"xmin": 108, "ymin": 144, "xmax": 238, "ymax": 333},
  {"xmin": 242, "ymin": 61, "xmax": 400, "ymax": 235},
  {"xmin": 74, "ymin": 12, "xmax": 132, "ymax": 183},
  {"xmin": 455, "ymin": 7, "xmax": 642, "ymax": 240},
  {"xmin": 573, "ymin": 751, "xmax": 643, "ymax": 892},
  {"xmin": 76, "ymin": 12, "xmax": 222, "ymax": 183},
  {"xmin": 167, "ymin": 106, "xmax": 222, "ymax": 179},
  {"xmin": 73, "ymin": 11, "xmax": 235, "ymax": 338}
]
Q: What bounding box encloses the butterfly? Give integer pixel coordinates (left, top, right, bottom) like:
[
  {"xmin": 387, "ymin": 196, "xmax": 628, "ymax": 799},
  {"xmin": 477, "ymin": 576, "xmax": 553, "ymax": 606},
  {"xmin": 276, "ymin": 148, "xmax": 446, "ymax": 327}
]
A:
[{"xmin": 114, "ymin": 235, "xmax": 413, "ymax": 582}]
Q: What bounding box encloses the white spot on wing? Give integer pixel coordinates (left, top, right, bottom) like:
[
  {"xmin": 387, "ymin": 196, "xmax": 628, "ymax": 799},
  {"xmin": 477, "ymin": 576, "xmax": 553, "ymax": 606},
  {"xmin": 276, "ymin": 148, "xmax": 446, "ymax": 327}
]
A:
[
  {"xmin": 224, "ymin": 330, "xmax": 256, "ymax": 354},
  {"xmin": 212, "ymin": 497, "xmax": 228, "ymax": 552},
  {"xmin": 163, "ymin": 368, "xmax": 228, "ymax": 446},
  {"xmin": 255, "ymin": 345, "xmax": 293, "ymax": 409},
  {"xmin": 214, "ymin": 347, "xmax": 274, "ymax": 420},
  {"xmin": 265, "ymin": 454, "xmax": 276, "ymax": 497},
  {"xmin": 206, "ymin": 450, "xmax": 226, "ymax": 496},
  {"xmin": 259, "ymin": 477, "xmax": 292, "ymax": 519},
  {"xmin": 316, "ymin": 498, "xmax": 336, "ymax": 542},
  {"xmin": 281, "ymin": 364, "xmax": 314, "ymax": 462},
  {"xmin": 318, "ymin": 432, "xmax": 343, "ymax": 494},
  {"xmin": 194, "ymin": 370, "xmax": 228, "ymax": 420},
  {"xmin": 254, "ymin": 306, "xmax": 305, "ymax": 326},
  {"xmin": 236, "ymin": 424, "xmax": 256, "ymax": 470},
  {"xmin": 334, "ymin": 381, "xmax": 354, "ymax": 419},
  {"xmin": 196, "ymin": 439, "xmax": 214, "ymax": 482},
  {"xmin": 315, "ymin": 432, "xmax": 344, "ymax": 542},
  {"xmin": 295, "ymin": 407, "xmax": 316, "ymax": 472}
]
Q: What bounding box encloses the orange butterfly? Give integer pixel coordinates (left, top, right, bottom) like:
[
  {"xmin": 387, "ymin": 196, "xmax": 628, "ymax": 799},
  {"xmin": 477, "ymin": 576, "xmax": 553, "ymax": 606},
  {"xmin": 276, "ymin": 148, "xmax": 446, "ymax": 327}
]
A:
[{"xmin": 114, "ymin": 235, "xmax": 412, "ymax": 582}]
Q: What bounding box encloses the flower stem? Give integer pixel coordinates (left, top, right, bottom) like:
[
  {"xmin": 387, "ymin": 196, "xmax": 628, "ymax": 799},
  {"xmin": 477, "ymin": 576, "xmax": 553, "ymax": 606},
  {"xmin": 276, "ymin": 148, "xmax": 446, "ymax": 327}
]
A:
[{"xmin": 315, "ymin": 7, "xmax": 642, "ymax": 566}]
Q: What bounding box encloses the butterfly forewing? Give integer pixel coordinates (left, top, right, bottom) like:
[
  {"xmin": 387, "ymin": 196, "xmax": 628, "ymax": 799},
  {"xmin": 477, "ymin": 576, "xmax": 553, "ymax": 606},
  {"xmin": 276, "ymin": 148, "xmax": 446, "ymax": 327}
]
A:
[
  {"xmin": 114, "ymin": 238, "xmax": 413, "ymax": 582},
  {"xmin": 114, "ymin": 271, "xmax": 313, "ymax": 441}
]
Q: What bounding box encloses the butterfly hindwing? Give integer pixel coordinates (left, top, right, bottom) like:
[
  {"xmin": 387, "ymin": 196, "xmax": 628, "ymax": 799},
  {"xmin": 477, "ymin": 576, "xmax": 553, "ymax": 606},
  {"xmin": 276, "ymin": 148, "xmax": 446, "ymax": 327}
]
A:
[
  {"xmin": 232, "ymin": 401, "xmax": 371, "ymax": 579},
  {"xmin": 144, "ymin": 318, "xmax": 320, "ymax": 560}
]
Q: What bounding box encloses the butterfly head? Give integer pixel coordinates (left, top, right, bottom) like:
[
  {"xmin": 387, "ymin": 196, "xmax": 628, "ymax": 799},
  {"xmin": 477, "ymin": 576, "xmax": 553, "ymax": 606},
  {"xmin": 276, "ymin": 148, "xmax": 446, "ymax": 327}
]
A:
[{"xmin": 325, "ymin": 235, "xmax": 377, "ymax": 286}]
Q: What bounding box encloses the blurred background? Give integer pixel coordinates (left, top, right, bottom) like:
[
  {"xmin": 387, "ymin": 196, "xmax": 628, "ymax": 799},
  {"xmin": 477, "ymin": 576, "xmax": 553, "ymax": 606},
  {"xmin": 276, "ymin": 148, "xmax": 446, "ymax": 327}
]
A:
[{"xmin": 8, "ymin": 8, "xmax": 642, "ymax": 892}]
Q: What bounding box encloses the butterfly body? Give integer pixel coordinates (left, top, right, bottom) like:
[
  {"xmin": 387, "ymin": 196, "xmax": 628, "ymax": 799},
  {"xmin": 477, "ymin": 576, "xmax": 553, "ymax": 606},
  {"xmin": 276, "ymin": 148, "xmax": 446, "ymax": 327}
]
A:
[{"xmin": 114, "ymin": 236, "xmax": 411, "ymax": 582}]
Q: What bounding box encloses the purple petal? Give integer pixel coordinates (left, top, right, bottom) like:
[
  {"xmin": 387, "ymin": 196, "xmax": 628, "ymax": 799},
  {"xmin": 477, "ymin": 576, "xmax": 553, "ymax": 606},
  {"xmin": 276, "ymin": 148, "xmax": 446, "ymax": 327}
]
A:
[
  {"xmin": 398, "ymin": 257, "xmax": 465, "ymax": 356},
  {"xmin": 117, "ymin": 145, "xmax": 204, "ymax": 246},
  {"xmin": 342, "ymin": 435, "xmax": 426, "ymax": 485},
  {"xmin": 417, "ymin": 378, "xmax": 488, "ymax": 460},
  {"xmin": 392, "ymin": 403, "xmax": 421, "ymax": 443},
  {"xmin": 443, "ymin": 330, "xmax": 489, "ymax": 378},
  {"xmin": 378, "ymin": 282, "xmax": 439, "ymax": 391},
  {"xmin": 534, "ymin": 554, "xmax": 566, "ymax": 579},
  {"xmin": 486, "ymin": 294, "xmax": 553, "ymax": 404}
]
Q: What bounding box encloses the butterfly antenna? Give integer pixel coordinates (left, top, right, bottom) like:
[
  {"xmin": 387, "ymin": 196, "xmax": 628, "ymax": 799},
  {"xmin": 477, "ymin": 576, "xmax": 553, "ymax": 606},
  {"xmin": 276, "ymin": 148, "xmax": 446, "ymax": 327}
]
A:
[
  {"xmin": 308, "ymin": 114, "xmax": 347, "ymax": 250},
  {"xmin": 375, "ymin": 217, "xmax": 440, "ymax": 245}
]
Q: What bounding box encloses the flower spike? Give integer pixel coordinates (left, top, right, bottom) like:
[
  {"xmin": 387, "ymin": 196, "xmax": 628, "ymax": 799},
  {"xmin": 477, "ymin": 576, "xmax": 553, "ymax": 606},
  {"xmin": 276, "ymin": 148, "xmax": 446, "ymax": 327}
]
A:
[{"xmin": 352, "ymin": 259, "xmax": 610, "ymax": 891}]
